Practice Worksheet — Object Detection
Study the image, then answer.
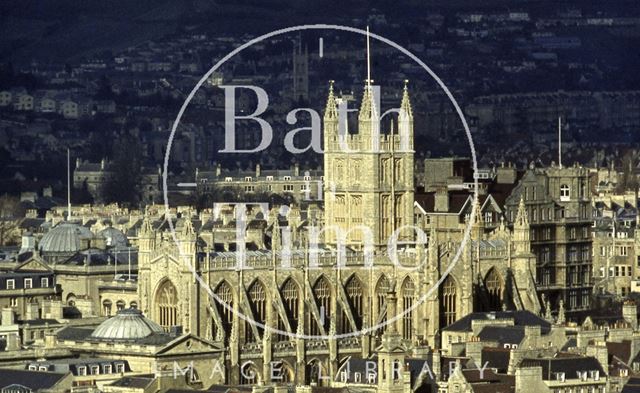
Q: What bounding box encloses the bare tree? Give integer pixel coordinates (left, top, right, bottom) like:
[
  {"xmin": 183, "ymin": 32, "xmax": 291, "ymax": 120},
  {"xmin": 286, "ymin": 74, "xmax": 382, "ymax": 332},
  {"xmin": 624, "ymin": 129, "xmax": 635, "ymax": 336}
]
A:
[{"xmin": 0, "ymin": 194, "xmax": 23, "ymax": 246}]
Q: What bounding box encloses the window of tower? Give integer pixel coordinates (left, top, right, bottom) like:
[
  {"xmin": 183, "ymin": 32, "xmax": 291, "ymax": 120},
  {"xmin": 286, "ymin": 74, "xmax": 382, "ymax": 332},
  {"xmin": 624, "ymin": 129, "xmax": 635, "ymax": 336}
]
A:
[
  {"xmin": 560, "ymin": 184, "xmax": 570, "ymax": 201},
  {"xmin": 155, "ymin": 280, "xmax": 178, "ymax": 332},
  {"xmin": 484, "ymin": 269, "xmax": 503, "ymax": 311},
  {"xmin": 440, "ymin": 276, "xmax": 457, "ymax": 328}
]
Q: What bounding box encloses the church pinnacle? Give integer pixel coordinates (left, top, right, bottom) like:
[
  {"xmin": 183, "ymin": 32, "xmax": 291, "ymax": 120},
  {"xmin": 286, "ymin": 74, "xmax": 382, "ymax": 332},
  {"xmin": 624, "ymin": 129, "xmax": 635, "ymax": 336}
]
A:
[{"xmin": 324, "ymin": 80, "xmax": 337, "ymax": 119}]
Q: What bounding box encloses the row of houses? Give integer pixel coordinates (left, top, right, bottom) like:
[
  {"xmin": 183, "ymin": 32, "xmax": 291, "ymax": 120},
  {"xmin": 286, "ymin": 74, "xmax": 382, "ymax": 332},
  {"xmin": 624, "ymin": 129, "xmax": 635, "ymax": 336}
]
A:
[{"xmin": 0, "ymin": 88, "xmax": 115, "ymax": 119}]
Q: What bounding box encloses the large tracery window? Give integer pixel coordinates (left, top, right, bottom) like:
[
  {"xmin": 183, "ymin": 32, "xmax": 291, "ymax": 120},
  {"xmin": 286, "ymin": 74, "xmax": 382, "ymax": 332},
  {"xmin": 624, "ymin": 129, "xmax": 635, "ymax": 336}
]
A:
[
  {"xmin": 342, "ymin": 275, "xmax": 363, "ymax": 332},
  {"xmin": 485, "ymin": 268, "xmax": 503, "ymax": 311},
  {"xmin": 311, "ymin": 276, "xmax": 331, "ymax": 335},
  {"xmin": 214, "ymin": 281, "xmax": 234, "ymax": 339},
  {"xmin": 280, "ymin": 278, "xmax": 300, "ymax": 340},
  {"xmin": 246, "ymin": 280, "xmax": 267, "ymax": 343},
  {"xmin": 440, "ymin": 276, "xmax": 457, "ymax": 328},
  {"xmin": 156, "ymin": 280, "xmax": 178, "ymax": 331},
  {"xmin": 375, "ymin": 276, "xmax": 390, "ymax": 334},
  {"xmin": 401, "ymin": 277, "xmax": 415, "ymax": 340}
]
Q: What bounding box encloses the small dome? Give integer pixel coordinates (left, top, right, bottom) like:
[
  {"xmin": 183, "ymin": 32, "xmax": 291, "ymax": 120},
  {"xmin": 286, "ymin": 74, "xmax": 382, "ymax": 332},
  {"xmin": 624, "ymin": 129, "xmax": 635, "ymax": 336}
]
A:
[
  {"xmin": 91, "ymin": 308, "xmax": 164, "ymax": 341},
  {"xmin": 98, "ymin": 226, "xmax": 128, "ymax": 247},
  {"xmin": 39, "ymin": 222, "xmax": 94, "ymax": 254}
]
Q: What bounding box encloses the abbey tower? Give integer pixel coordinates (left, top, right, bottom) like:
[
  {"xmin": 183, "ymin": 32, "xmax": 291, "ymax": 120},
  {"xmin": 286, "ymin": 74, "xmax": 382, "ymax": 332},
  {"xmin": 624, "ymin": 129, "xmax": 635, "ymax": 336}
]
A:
[{"xmin": 322, "ymin": 81, "xmax": 415, "ymax": 248}]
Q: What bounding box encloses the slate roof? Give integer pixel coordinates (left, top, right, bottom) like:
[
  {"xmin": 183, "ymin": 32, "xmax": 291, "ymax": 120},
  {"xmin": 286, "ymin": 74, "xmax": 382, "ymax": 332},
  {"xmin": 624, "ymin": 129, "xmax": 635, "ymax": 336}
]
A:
[
  {"xmin": 622, "ymin": 377, "xmax": 640, "ymax": 393},
  {"xmin": 0, "ymin": 368, "xmax": 68, "ymax": 390},
  {"xmin": 443, "ymin": 310, "xmax": 550, "ymax": 333},
  {"xmin": 481, "ymin": 347, "xmax": 511, "ymax": 373},
  {"xmin": 518, "ymin": 356, "xmax": 605, "ymax": 380},
  {"xmin": 477, "ymin": 326, "xmax": 526, "ymax": 346},
  {"xmin": 109, "ymin": 375, "xmax": 154, "ymax": 388}
]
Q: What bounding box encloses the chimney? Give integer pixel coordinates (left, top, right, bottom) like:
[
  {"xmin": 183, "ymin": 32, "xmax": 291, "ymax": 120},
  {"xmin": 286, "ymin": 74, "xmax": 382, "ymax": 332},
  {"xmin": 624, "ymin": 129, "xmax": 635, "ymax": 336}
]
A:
[
  {"xmin": 75, "ymin": 158, "xmax": 81, "ymax": 169},
  {"xmin": 25, "ymin": 303, "xmax": 39, "ymax": 320},
  {"xmin": 294, "ymin": 163, "xmax": 300, "ymax": 177},
  {"xmin": 5, "ymin": 332, "xmax": 20, "ymax": 351},
  {"xmin": 216, "ymin": 163, "xmax": 221, "ymax": 177},
  {"xmin": 20, "ymin": 233, "xmax": 35, "ymax": 254},
  {"xmin": 256, "ymin": 164, "xmax": 261, "ymax": 178},
  {"xmin": 2, "ymin": 308, "xmax": 14, "ymax": 326},
  {"xmin": 44, "ymin": 300, "xmax": 63, "ymax": 320},
  {"xmin": 434, "ymin": 186, "xmax": 449, "ymax": 212},
  {"xmin": 42, "ymin": 187, "xmax": 52, "ymax": 197},
  {"xmin": 623, "ymin": 300, "xmax": 637, "ymax": 329},
  {"xmin": 44, "ymin": 332, "xmax": 57, "ymax": 349},
  {"xmin": 100, "ymin": 159, "xmax": 105, "ymax": 170},
  {"xmin": 170, "ymin": 325, "xmax": 183, "ymax": 337}
]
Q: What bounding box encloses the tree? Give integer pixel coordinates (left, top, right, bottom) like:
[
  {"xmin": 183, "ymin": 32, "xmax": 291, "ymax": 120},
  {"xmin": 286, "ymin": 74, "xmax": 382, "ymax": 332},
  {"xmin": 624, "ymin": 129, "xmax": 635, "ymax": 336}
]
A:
[
  {"xmin": 0, "ymin": 194, "xmax": 24, "ymax": 246},
  {"xmin": 101, "ymin": 136, "xmax": 143, "ymax": 207},
  {"xmin": 617, "ymin": 150, "xmax": 639, "ymax": 193}
]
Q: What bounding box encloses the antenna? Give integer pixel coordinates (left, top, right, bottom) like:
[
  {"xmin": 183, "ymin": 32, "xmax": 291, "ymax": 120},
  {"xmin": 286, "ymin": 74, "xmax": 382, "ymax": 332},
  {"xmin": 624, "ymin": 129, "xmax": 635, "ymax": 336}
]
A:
[
  {"xmin": 67, "ymin": 148, "xmax": 71, "ymax": 221},
  {"xmin": 366, "ymin": 25, "xmax": 371, "ymax": 89},
  {"xmin": 558, "ymin": 116, "xmax": 562, "ymax": 168}
]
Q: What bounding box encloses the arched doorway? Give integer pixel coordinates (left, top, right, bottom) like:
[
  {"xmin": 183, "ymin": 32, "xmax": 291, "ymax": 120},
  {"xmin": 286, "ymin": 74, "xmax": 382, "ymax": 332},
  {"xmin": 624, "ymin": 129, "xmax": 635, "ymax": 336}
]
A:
[{"xmin": 155, "ymin": 279, "xmax": 178, "ymax": 331}]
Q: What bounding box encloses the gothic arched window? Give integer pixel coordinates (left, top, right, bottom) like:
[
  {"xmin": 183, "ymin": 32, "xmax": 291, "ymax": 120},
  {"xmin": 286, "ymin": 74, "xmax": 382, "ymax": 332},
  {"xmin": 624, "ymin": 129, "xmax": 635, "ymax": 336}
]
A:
[
  {"xmin": 343, "ymin": 275, "xmax": 363, "ymax": 332},
  {"xmin": 246, "ymin": 280, "xmax": 267, "ymax": 342},
  {"xmin": 485, "ymin": 268, "xmax": 503, "ymax": 311},
  {"xmin": 311, "ymin": 276, "xmax": 331, "ymax": 335},
  {"xmin": 375, "ymin": 275, "xmax": 389, "ymax": 333},
  {"xmin": 280, "ymin": 278, "xmax": 300, "ymax": 339},
  {"xmin": 214, "ymin": 281, "xmax": 234, "ymax": 339},
  {"xmin": 440, "ymin": 276, "xmax": 457, "ymax": 328},
  {"xmin": 401, "ymin": 277, "xmax": 415, "ymax": 340},
  {"xmin": 155, "ymin": 280, "xmax": 178, "ymax": 331}
]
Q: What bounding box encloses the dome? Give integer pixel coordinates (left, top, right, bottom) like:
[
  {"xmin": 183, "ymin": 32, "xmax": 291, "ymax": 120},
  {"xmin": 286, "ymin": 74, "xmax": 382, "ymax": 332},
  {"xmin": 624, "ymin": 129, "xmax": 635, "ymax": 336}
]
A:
[
  {"xmin": 98, "ymin": 226, "xmax": 128, "ymax": 247},
  {"xmin": 38, "ymin": 222, "xmax": 94, "ymax": 254},
  {"xmin": 90, "ymin": 308, "xmax": 165, "ymax": 341}
]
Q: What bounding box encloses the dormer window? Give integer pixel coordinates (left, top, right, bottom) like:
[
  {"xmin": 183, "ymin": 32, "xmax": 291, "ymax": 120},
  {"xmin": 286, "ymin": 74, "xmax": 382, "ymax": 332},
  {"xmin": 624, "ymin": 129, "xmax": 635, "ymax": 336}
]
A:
[
  {"xmin": 555, "ymin": 372, "xmax": 565, "ymax": 382},
  {"xmin": 78, "ymin": 366, "xmax": 87, "ymax": 376},
  {"xmin": 6, "ymin": 279, "xmax": 14, "ymax": 290},
  {"xmin": 224, "ymin": 177, "xmax": 232, "ymax": 182},
  {"xmin": 115, "ymin": 363, "xmax": 125, "ymax": 373},
  {"xmin": 244, "ymin": 177, "xmax": 252, "ymax": 182},
  {"xmin": 283, "ymin": 176, "xmax": 291, "ymax": 181},
  {"xmin": 590, "ymin": 370, "xmax": 599, "ymax": 381},
  {"xmin": 266, "ymin": 175, "xmax": 274, "ymax": 181},
  {"xmin": 24, "ymin": 278, "xmax": 32, "ymax": 289}
]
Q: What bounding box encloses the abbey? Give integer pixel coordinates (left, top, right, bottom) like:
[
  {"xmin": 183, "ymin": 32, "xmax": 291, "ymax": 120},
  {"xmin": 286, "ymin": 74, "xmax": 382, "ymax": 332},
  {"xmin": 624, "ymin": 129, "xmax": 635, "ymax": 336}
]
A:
[{"xmin": 136, "ymin": 82, "xmax": 541, "ymax": 385}]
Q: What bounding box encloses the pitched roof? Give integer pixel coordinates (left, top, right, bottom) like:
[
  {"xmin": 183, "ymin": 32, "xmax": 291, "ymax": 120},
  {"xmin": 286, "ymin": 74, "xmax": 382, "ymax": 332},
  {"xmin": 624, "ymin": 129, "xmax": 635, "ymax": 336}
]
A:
[
  {"xmin": 443, "ymin": 310, "xmax": 550, "ymax": 332},
  {"xmin": 0, "ymin": 369, "xmax": 68, "ymax": 390},
  {"xmin": 518, "ymin": 356, "xmax": 605, "ymax": 380}
]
